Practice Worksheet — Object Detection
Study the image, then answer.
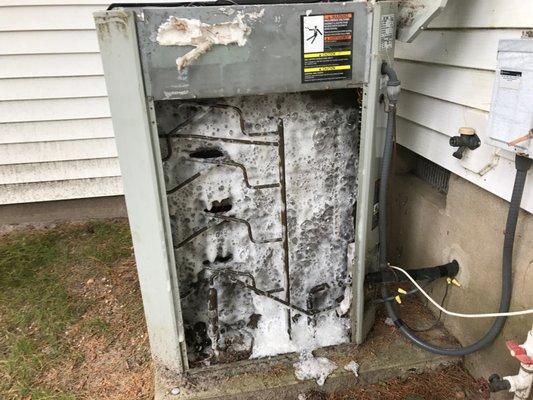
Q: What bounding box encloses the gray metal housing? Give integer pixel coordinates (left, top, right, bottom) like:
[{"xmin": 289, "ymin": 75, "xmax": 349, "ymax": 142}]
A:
[{"xmin": 135, "ymin": 3, "xmax": 369, "ymax": 100}]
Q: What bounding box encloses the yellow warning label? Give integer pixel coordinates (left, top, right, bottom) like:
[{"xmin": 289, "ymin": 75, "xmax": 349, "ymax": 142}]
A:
[
  {"xmin": 303, "ymin": 65, "xmax": 351, "ymax": 73},
  {"xmin": 304, "ymin": 51, "xmax": 352, "ymax": 59}
]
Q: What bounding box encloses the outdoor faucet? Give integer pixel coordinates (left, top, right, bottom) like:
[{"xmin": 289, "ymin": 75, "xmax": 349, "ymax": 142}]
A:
[{"xmin": 489, "ymin": 324, "xmax": 533, "ymax": 400}]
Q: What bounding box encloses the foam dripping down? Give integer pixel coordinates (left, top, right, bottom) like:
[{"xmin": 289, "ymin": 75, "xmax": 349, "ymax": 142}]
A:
[{"xmin": 293, "ymin": 350, "xmax": 338, "ymax": 386}]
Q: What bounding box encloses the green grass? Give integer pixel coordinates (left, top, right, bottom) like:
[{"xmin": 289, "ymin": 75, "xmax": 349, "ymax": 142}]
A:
[{"xmin": 0, "ymin": 220, "xmax": 132, "ymax": 400}]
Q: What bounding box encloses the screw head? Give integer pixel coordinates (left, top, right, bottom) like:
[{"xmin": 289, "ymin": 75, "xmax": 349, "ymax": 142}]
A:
[{"xmin": 170, "ymin": 387, "xmax": 180, "ymax": 395}]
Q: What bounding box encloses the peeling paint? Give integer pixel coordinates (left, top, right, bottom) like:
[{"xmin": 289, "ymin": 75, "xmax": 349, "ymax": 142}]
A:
[{"xmin": 156, "ymin": 11, "xmax": 264, "ymax": 71}]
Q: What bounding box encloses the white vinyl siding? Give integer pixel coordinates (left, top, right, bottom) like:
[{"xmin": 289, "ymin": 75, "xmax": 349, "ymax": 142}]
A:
[
  {"xmin": 0, "ymin": 1, "xmax": 120, "ymax": 204},
  {"xmin": 0, "ymin": 0, "xmax": 180, "ymax": 205},
  {"xmin": 395, "ymin": 0, "xmax": 533, "ymax": 213}
]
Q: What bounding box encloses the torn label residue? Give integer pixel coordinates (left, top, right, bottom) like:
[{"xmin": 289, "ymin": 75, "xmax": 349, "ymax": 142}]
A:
[
  {"xmin": 293, "ymin": 350, "xmax": 337, "ymax": 386},
  {"xmin": 156, "ymin": 12, "xmax": 261, "ymax": 71}
]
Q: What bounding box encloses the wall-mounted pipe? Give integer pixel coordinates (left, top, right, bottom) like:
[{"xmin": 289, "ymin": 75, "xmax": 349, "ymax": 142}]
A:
[
  {"xmin": 366, "ymin": 260, "xmax": 459, "ymax": 285},
  {"xmin": 378, "ymin": 62, "xmax": 532, "ymax": 356}
]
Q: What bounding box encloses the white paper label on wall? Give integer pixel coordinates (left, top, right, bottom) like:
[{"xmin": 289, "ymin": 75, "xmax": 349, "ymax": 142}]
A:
[
  {"xmin": 488, "ymin": 41, "xmax": 533, "ymax": 157},
  {"xmin": 499, "ymin": 70, "xmax": 522, "ymax": 90},
  {"xmin": 379, "ymin": 14, "xmax": 395, "ymax": 51},
  {"xmin": 303, "ymin": 15, "xmax": 325, "ymax": 53}
]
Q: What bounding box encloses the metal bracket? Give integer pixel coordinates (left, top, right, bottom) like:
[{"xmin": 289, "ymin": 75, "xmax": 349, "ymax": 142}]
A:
[{"xmin": 397, "ymin": 0, "xmax": 448, "ymax": 43}]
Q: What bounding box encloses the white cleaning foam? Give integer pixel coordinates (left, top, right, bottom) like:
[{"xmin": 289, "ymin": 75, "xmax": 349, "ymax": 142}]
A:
[{"xmin": 293, "ymin": 350, "xmax": 338, "ymax": 386}]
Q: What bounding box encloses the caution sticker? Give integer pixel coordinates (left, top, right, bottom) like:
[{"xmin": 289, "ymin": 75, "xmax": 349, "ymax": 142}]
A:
[{"xmin": 301, "ymin": 13, "xmax": 353, "ymax": 83}]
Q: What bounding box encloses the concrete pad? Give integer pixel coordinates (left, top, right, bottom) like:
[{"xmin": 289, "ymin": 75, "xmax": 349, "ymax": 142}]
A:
[
  {"xmin": 155, "ymin": 310, "xmax": 460, "ymax": 400},
  {"xmin": 0, "ymin": 196, "xmax": 127, "ymax": 233}
]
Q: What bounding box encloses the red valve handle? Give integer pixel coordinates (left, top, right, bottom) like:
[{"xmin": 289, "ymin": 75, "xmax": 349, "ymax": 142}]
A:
[{"xmin": 507, "ymin": 341, "xmax": 533, "ymax": 365}]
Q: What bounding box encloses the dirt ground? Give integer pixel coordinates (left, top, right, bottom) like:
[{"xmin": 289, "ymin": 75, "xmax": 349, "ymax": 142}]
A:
[
  {"xmin": 0, "ymin": 220, "xmax": 488, "ymax": 399},
  {"xmin": 325, "ymin": 364, "xmax": 489, "ymax": 400},
  {"xmin": 0, "ymin": 220, "xmax": 152, "ymax": 399}
]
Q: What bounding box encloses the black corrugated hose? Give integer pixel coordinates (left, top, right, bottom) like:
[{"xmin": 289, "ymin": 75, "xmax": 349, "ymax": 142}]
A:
[{"xmin": 379, "ymin": 62, "xmax": 532, "ymax": 356}]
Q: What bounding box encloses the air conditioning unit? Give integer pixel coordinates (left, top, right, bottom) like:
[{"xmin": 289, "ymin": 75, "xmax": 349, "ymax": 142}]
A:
[{"xmin": 94, "ymin": 1, "xmax": 433, "ymax": 398}]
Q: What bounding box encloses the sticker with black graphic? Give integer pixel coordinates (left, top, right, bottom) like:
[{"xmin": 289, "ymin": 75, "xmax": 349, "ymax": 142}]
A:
[{"xmin": 301, "ymin": 13, "xmax": 353, "ymax": 83}]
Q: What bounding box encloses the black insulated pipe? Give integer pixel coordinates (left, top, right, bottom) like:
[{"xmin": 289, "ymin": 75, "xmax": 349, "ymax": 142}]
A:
[
  {"xmin": 366, "ymin": 260, "xmax": 459, "ymax": 285},
  {"xmin": 488, "ymin": 374, "xmax": 512, "ymax": 393},
  {"xmin": 379, "ymin": 62, "xmax": 532, "ymax": 356},
  {"xmin": 381, "ymin": 63, "xmax": 401, "ymax": 88}
]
